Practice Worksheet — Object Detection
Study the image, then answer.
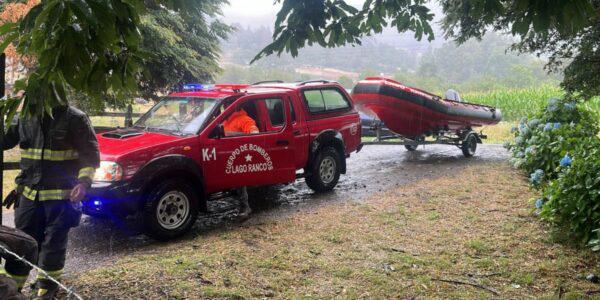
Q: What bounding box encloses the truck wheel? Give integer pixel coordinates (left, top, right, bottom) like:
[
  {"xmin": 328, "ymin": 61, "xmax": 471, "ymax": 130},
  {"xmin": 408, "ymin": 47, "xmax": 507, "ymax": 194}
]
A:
[
  {"xmin": 143, "ymin": 179, "xmax": 199, "ymax": 241},
  {"xmin": 306, "ymin": 147, "xmax": 342, "ymax": 192},
  {"xmin": 461, "ymin": 134, "xmax": 478, "ymax": 158}
]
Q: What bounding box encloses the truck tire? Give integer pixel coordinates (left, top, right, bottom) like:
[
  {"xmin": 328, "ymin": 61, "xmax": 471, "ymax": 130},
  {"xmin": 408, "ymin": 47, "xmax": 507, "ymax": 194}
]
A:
[
  {"xmin": 143, "ymin": 179, "xmax": 199, "ymax": 241},
  {"xmin": 305, "ymin": 147, "xmax": 342, "ymax": 192},
  {"xmin": 461, "ymin": 133, "xmax": 478, "ymax": 158}
]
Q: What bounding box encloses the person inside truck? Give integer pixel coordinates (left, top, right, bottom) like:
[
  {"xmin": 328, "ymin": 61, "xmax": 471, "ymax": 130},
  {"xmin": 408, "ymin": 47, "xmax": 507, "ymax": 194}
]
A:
[{"xmin": 222, "ymin": 104, "xmax": 259, "ymax": 136}]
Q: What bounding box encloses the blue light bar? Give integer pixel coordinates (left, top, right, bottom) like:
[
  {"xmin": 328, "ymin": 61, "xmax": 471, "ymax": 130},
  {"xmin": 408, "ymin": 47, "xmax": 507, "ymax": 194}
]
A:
[{"xmin": 183, "ymin": 83, "xmax": 204, "ymax": 91}]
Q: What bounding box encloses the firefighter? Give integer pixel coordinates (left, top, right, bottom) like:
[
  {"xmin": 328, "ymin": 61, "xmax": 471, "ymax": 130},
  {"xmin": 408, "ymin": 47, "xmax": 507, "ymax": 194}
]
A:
[
  {"xmin": 0, "ymin": 225, "xmax": 38, "ymax": 300},
  {"xmin": 223, "ymin": 107, "xmax": 259, "ymax": 136},
  {"xmin": 222, "ymin": 106, "xmax": 258, "ymax": 219},
  {"xmin": 1, "ymin": 104, "xmax": 100, "ymax": 299}
]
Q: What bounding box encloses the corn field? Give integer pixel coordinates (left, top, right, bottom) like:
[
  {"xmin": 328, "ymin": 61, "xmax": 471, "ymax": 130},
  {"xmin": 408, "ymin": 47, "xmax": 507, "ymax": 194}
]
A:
[{"xmin": 462, "ymin": 85, "xmax": 600, "ymax": 121}]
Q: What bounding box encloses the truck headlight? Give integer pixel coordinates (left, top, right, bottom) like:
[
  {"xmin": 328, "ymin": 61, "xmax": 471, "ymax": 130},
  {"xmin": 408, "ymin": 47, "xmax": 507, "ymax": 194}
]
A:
[{"xmin": 93, "ymin": 161, "xmax": 124, "ymax": 182}]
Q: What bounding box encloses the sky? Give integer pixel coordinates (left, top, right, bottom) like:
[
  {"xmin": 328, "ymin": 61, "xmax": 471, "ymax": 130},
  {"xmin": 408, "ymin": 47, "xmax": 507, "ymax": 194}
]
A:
[
  {"xmin": 222, "ymin": 0, "xmax": 376, "ymax": 28},
  {"xmin": 221, "ymin": 0, "xmax": 446, "ymax": 49}
]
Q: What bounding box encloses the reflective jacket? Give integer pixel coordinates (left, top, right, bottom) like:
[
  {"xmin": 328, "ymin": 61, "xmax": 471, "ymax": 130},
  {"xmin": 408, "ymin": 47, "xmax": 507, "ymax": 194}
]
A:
[
  {"xmin": 3, "ymin": 106, "xmax": 100, "ymax": 201},
  {"xmin": 223, "ymin": 109, "xmax": 259, "ymax": 134}
]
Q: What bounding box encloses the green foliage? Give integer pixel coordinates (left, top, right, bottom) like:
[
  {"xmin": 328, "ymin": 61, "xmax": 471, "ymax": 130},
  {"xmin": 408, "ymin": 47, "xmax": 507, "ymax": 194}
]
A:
[
  {"xmin": 506, "ymin": 97, "xmax": 600, "ymax": 250},
  {"xmin": 441, "ymin": 0, "xmax": 599, "ymax": 99},
  {"xmin": 507, "ymin": 98, "xmax": 599, "ymax": 182},
  {"xmin": 259, "ymin": 0, "xmax": 598, "ymax": 101},
  {"xmin": 215, "ymin": 64, "xmax": 309, "ymax": 84},
  {"xmin": 461, "ymin": 85, "xmax": 564, "ymax": 121},
  {"xmin": 0, "ymin": 0, "xmax": 229, "ymax": 119},
  {"xmin": 540, "ymin": 137, "xmax": 600, "ymax": 250},
  {"xmin": 252, "ymin": 0, "xmax": 434, "ymax": 62},
  {"xmin": 138, "ymin": 1, "xmax": 231, "ymax": 101}
]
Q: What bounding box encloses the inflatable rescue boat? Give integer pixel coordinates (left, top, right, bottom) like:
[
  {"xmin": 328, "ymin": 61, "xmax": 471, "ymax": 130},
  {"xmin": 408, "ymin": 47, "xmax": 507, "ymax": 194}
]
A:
[{"xmin": 352, "ymin": 77, "xmax": 502, "ymax": 138}]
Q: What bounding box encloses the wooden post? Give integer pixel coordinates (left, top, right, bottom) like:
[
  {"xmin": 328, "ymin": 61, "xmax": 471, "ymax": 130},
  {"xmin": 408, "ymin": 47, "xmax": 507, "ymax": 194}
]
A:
[
  {"xmin": 0, "ymin": 53, "xmax": 6, "ymax": 226},
  {"xmin": 125, "ymin": 103, "xmax": 133, "ymax": 127}
]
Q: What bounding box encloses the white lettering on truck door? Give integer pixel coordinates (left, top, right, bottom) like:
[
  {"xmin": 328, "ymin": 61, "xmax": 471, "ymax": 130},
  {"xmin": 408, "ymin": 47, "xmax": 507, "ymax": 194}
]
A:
[{"xmin": 202, "ymin": 148, "xmax": 216, "ymax": 161}]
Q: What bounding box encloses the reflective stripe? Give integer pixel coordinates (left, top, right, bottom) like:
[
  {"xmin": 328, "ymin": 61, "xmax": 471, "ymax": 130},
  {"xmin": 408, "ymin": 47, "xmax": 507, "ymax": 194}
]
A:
[
  {"xmin": 1, "ymin": 269, "xmax": 28, "ymax": 288},
  {"xmin": 22, "ymin": 186, "xmax": 71, "ymax": 201},
  {"xmin": 78, "ymin": 167, "xmax": 96, "ymax": 179},
  {"xmin": 21, "ymin": 149, "xmax": 79, "ymax": 161},
  {"xmin": 36, "ymin": 269, "xmax": 63, "ymax": 280}
]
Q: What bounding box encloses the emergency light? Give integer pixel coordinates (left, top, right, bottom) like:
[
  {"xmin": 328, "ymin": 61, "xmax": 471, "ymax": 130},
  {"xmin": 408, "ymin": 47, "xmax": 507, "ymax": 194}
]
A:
[{"xmin": 182, "ymin": 83, "xmax": 205, "ymax": 91}]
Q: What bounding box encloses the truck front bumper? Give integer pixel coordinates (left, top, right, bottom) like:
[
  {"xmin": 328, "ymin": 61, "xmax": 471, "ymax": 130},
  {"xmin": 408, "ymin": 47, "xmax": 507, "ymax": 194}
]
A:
[{"xmin": 82, "ymin": 181, "xmax": 142, "ymax": 217}]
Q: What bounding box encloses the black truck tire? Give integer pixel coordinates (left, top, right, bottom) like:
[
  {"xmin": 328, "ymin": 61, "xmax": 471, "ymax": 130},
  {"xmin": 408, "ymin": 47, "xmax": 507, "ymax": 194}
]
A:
[
  {"xmin": 461, "ymin": 133, "xmax": 478, "ymax": 158},
  {"xmin": 143, "ymin": 179, "xmax": 199, "ymax": 241},
  {"xmin": 305, "ymin": 147, "xmax": 342, "ymax": 193}
]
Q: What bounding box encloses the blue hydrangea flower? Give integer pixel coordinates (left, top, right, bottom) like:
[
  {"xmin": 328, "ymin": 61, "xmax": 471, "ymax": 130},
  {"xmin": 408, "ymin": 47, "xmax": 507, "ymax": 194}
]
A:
[
  {"xmin": 528, "ymin": 119, "xmax": 540, "ymax": 127},
  {"xmin": 510, "ymin": 126, "xmax": 518, "ymax": 133},
  {"xmin": 503, "ymin": 141, "xmax": 511, "ymax": 149},
  {"xmin": 530, "ymin": 169, "xmax": 544, "ymax": 185},
  {"xmin": 515, "ymin": 136, "xmax": 524, "ymax": 145},
  {"xmin": 519, "ymin": 123, "xmax": 526, "ymax": 132},
  {"xmin": 524, "ymin": 146, "xmax": 536, "ymax": 156},
  {"xmin": 516, "ymin": 151, "xmax": 525, "ymax": 158},
  {"xmin": 553, "ymin": 122, "xmax": 561, "ymax": 129},
  {"xmin": 543, "ymin": 123, "xmax": 553, "ymax": 131},
  {"xmin": 559, "ymin": 155, "xmax": 572, "ymax": 167},
  {"xmin": 535, "ymin": 198, "xmax": 544, "ymax": 209},
  {"xmin": 548, "ymin": 98, "xmax": 560, "ymax": 106},
  {"xmin": 564, "ymin": 102, "xmax": 576, "ymax": 110}
]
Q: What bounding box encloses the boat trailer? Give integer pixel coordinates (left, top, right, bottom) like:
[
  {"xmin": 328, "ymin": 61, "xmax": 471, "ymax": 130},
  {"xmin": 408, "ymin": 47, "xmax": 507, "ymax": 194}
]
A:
[{"xmin": 361, "ymin": 123, "xmax": 487, "ymax": 158}]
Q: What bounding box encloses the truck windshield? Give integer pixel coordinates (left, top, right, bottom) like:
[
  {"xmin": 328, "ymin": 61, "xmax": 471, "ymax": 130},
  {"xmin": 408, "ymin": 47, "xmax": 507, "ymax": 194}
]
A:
[{"xmin": 135, "ymin": 97, "xmax": 218, "ymax": 134}]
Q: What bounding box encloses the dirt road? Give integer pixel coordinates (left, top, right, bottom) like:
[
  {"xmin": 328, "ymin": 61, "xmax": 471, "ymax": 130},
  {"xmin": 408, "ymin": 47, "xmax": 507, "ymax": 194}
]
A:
[{"xmin": 2, "ymin": 144, "xmax": 509, "ymax": 273}]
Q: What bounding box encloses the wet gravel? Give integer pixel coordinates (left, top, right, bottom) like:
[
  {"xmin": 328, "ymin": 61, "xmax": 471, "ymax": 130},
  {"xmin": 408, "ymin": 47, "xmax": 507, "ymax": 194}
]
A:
[{"xmin": 2, "ymin": 144, "xmax": 509, "ymax": 273}]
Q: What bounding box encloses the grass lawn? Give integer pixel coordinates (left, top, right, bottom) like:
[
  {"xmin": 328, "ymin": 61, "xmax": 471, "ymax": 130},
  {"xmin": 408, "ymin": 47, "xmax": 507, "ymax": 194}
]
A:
[{"xmin": 69, "ymin": 163, "xmax": 600, "ymax": 299}]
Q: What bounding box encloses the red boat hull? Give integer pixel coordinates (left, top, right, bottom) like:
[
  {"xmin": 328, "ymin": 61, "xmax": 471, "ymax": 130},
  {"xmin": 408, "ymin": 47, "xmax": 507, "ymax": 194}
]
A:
[{"xmin": 352, "ymin": 78, "xmax": 502, "ymax": 137}]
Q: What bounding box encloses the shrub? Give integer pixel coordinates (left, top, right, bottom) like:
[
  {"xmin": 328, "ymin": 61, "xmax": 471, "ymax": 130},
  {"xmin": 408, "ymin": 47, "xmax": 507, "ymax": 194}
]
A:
[
  {"xmin": 507, "ymin": 98, "xmax": 599, "ymax": 186},
  {"xmin": 507, "ymin": 97, "xmax": 600, "ymax": 250},
  {"xmin": 539, "ymin": 137, "xmax": 600, "ymax": 250}
]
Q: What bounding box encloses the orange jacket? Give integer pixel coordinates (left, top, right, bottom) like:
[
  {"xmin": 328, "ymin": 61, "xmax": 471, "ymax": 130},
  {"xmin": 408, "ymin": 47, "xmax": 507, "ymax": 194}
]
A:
[{"xmin": 223, "ymin": 109, "xmax": 259, "ymax": 134}]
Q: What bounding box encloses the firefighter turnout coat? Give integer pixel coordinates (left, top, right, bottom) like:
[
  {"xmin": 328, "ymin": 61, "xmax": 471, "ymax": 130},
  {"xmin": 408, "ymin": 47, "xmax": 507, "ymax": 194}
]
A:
[{"xmin": 3, "ymin": 106, "xmax": 100, "ymax": 199}]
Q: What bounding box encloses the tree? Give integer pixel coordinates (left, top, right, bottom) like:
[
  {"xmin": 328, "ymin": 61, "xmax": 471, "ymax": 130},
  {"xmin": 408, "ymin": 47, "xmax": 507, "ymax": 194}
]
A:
[
  {"xmin": 256, "ymin": 0, "xmax": 597, "ymax": 99},
  {"xmin": 138, "ymin": 1, "xmax": 231, "ymax": 102},
  {"xmin": 0, "ymin": 0, "xmax": 38, "ymax": 82},
  {"xmin": 0, "ymin": 0, "xmax": 228, "ymax": 121}
]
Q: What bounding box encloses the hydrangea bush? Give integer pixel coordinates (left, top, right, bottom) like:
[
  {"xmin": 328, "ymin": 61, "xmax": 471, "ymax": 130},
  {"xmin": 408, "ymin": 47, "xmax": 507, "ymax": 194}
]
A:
[
  {"xmin": 506, "ymin": 97, "xmax": 600, "ymax": 250},
  {"xmin": 540, "ymin": 138, "xmax": 600, "ymax": 251},
  {"xmin": 506, "ymin": 98, "xmax": 599, "ymax": 186}
]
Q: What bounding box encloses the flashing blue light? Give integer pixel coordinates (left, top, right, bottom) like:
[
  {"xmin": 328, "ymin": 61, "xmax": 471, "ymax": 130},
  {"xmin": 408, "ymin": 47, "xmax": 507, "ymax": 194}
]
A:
[
  {"xmin": 93, "ymin": 200, "xmax": 102, "ymax": 206},
  {"xmin": 183, "ymin": 83, "xmax": 204, "ymax": 91}
]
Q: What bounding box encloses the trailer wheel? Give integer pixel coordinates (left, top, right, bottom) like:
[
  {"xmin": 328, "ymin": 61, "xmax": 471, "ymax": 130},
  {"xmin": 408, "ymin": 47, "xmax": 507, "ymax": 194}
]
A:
[
  {"xmin": 461, "ymin": 134, "xmax": 478, "ymax": 157},
  {"xmin": 143, "ymin": 179, "xmax": 199, "ymax": 241},
  {"xmin": 306, "ymin": 147, "xmax": 341, "ymax": 192},
  {"xmin": 405, "ymin": 144, "xmax": 418, "ymax": 151}
]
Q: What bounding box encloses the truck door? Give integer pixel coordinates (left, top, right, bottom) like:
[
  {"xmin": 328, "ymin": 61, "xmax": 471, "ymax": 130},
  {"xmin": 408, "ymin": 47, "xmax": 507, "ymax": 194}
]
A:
[{"xmin": 200, "ymin": 95, "xmax": 296, "ymax": 193}]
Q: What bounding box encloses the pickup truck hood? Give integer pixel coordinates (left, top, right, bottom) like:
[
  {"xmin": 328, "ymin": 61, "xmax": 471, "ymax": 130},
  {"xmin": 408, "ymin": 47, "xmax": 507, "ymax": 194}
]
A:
[{"xmin": 97, "ymin": 129, "xmax": 182, "ymax": 158}]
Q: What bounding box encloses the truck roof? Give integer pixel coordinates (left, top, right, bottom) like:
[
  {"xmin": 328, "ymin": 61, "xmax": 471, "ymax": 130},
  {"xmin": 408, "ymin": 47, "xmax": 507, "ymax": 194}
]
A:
[{"xmin": 169, "ymin": 81, "xmax": 342, "ymax": 99}]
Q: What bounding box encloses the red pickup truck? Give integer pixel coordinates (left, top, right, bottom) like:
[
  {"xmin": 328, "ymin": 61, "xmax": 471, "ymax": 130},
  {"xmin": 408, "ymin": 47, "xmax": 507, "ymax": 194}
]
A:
[{"xmin": 85, "ymin": 80, "xmax": 362, "ymax": 240}]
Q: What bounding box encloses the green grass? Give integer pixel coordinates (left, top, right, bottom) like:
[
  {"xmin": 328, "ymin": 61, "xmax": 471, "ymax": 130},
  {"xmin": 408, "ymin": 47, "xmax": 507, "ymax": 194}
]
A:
[{"xmin": 70, "ymin": 164, "xmax": 600, "ymax": 299}]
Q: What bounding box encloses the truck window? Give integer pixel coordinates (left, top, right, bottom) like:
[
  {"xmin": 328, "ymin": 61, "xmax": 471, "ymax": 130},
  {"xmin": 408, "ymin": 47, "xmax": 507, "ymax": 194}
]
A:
[
  {"xmin": 221, "ymin": 98, "xmax": 285, "ymax": 136},
  {"xmin": 302, "ymin": 88, "xmax": 350, "ymax": 113},
  {"xmin": 303, "ymin": 90, "xmax": 326, "ymax": 113},
  {"xmin": 265, "ymin": 98, "xmax": 285, "ymax": 126},
  {"xmin": 322, "ymin": 89, "xmax": 350, "ymax": 110}
]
